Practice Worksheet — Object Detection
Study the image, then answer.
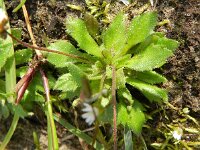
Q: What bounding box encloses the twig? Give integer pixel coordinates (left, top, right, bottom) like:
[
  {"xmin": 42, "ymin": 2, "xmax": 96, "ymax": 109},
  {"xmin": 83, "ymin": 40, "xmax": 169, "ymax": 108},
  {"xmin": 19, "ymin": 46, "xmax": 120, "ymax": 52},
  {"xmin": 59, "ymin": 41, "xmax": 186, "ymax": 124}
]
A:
[
  {"xmin": 6, "ymin": 31, "xmax": 89, "ymax": 62},
  {"xmin": 21, "ymin": 4, "xmax": 42, "ymax": 58}
]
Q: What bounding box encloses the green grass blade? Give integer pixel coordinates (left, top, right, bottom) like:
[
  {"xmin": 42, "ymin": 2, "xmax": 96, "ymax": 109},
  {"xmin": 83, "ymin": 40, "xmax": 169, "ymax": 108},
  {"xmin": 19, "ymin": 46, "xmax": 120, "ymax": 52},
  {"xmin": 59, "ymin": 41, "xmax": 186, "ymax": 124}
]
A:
[
  {"xmin": 124, "ymin": 126, "xmax": 133, "ymax": 150},
  {"xmin": 0, "ymin": 113, "xmax": 19, "ymax": 149},
  {"xmin": 44, "ymin": 101, "xmax": 59, "ymax": 150},
  {"xmin": 0, "ymin": 1, "xmax": 19, "ymax": 149},
  {"xmin": 53, "ymin": 114, "xmax": 104, "ymax": 150},
  {"xmin": 12, "ymin": 0, "xmax": 26, "ymax": 13}
]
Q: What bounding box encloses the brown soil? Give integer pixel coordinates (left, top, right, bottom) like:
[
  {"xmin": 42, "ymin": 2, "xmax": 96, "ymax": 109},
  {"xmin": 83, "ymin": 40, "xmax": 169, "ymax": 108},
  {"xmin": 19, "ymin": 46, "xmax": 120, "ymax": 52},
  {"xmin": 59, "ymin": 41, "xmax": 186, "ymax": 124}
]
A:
[{"xmin": 1, "ymin": 0, "xmax": 199, "ymax": 149}]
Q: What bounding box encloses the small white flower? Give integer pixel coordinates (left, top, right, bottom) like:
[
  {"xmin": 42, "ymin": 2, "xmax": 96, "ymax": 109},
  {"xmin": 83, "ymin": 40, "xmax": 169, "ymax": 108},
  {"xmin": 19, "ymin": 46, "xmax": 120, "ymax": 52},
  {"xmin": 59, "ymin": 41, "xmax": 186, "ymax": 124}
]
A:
[
  {"xmin": 81, "ymin": 103, "xmax": 99, "ymax": 126},
  {"xmin": 0, "ymin": 8, "xmax": 8, "ymax": 32},
  {"xmin": 119, "ymin": 0, "xmax": 130, "ymax": 6},
  {"xmin": 149, "ymin": 0, "xmax": 154, "ymax": 6},
  {"xmin": 0, "ymin": 8, "xmax": 7, "ymax": 21},
  {"xmin": 172, "ymin": 128, "xmax": 183, "ymax": 141}
]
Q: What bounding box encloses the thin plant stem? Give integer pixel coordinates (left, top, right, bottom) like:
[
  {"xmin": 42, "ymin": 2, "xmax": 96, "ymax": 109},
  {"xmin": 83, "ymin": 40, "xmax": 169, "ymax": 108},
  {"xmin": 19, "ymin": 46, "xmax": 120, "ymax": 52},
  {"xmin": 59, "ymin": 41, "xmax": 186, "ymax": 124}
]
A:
[
  {"xmin": 0, "ymin": 1, "xmax": 19, "ymax": 149},
  {"xmin": 21, "ymin": 3, "xmax": 42, "ymax": 58},
  {"xmin": 40, "ymin": 69, "xmax": 59, "ymax": 149},
  {"xmin": 112, "ymin": 65, "xmax": 117, "ymax": 150},
  {"xmin": 0, "ymin": 114, "xmax": 19, "ymax": 150},
  {"xmin": 33, "ymin": 131, "xmax": 41, "ymax": 150},
  {"xmin": 12, "ymin": 0, "xmax": 26, "ymax": 13},
  {"xmin": 53, "ymin": 114, "xmax": 104, "ymax": 150},
  {"xmin": 6, "ymin": 31, "xmax": 89, "ymax": 63}
]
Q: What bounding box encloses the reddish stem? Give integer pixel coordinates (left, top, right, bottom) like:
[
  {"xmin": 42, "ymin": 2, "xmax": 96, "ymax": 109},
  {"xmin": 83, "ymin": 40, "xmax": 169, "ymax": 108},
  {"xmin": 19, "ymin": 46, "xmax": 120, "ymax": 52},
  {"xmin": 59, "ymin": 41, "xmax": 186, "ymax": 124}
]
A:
[
  {"xmin": 112, "ymin": 65, "xmax": 117, "ymax": 150},
  {"xmin": 6, "ymin": 31, "xmax": 89, "ymax": 62},
  {"xmin": 15, "ymin": 59, "xmax": 40, "ymax": 104},
  {"xmin": 15, "ymin": 67, "xmax": 36, "ymax": 104},
  {"xmin": 15, "ymin": 77, "xmax": 31, "ymax": 104},
  {"xmin": 40, "ymin": 68, "xmax": 57, "ymax": 148},
  {"xmin": 39, "ymin": 69, "xmax": 50, "ymax": 102}
]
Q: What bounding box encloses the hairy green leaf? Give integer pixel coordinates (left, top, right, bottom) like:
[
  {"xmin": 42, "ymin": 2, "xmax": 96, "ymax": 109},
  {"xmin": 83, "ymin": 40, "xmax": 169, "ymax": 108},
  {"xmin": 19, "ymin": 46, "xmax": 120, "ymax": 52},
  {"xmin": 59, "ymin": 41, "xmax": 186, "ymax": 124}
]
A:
[
  {"xmin": 102, "ymin": 13, "xmax": 126, "ymax": 53},
  {"xmin": 132, "ymin": 71, "xmax": 167, "ymax": 84},
  {"xmin": 54, "ymin": 73, "xmax": 79, "ymax": 92},
  {"xmin": 118, "ymin": 88, "xmax": 134, "ymax": 105},
  {"xmin": 157, "ymin": 37, "xmax": 179, "ymax": 52},
  {"xmin": 16, "ymin": 66, "xmax": 28, "ymax": 77},
  {"xmin": 47, "ymin": 40, "xmax": 81, "ymax": 68},
  {"xmin": 127, "ymin": 78, "xmax": 168, "ymax": 102},
  {"xmin": 127, "ymin": 44, "xmax": 173, "ymax": 71},
  {"xmin": 66, "ymin": 18, "xmax": 102, "ymax": 57},
  {"xmin": 133, "ymin": 32, "xmax": 164, "ymax": 54},
  {"xmin": 59, "ymin": 89, "xmax": 80, "ymax": 100},
  {"xmin": 12, "ymin": 104, "xmax": 28, "ymax": 119},
  {"xmin": 11, "ymin": 28, "xmax": 22, "ymax": 45},
  {"xmin": 117, "ymin": 101, "xmax": 145, "ymax": 135},
  {"xmin": 0, "ymin": 43, "xmax": 13, "ymax": 72},
  {"xmin": 114, "ymin": 54, "xmax": 131, "ymax": 69},
  {"xmin": 98, "ymin": 104, "xmax": 113, "ymax": 124},
  {"xmin": 122, "ymin": 11, "xmax": 157, "ymax": 54},
  {"xmin": 84, "ymin": 13, "xmax": 99, "ymax": 37},
  {"xmin": 134, "ymin": 33, "xmax": 179, "ymax": 54},
  {"xmin": 116, "ymin": 68, "xmax": 126, "ymax": 88},
  {"xmin": 67, "ymin": 63, "xmax": 85, "ymax": 87},
  {"xmin": 15, "ymin": 49, "xmax": 32, "ymax": 65}
]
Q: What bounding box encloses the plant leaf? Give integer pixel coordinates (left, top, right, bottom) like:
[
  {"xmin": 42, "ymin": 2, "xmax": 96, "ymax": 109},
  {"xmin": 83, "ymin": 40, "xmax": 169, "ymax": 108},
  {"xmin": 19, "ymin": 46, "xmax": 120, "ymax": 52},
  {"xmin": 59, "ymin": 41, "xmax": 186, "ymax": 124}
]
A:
[
  {"xmin": 98, "ymin": 104, "xmax": 113, "ymax": 124},
  {"xmin": 54, "ymin": 73, "xmax": 79, "ymax": 92},
  {"xmin": 84, "ymin": 13, "xmax": 99, "ymax": 37},
  {"xmin": 124, "ymin": 126, "xmax": 133, "ymax": 150},
  {"xmin": 126, "ymin": 78, "xmax": 168, "ymax": 102},
  {"xmin": 134, "ymin": 33, "xmax": 179, "ymax": 54},
  {"xmin": 47, "ymin": 40, "xmax": 81, "ymax": 68},
  {"xmin": 117, "ymin": 101, "xmax": 145, "ymax": 135},
  {"xmin": 114, "ymin": 54, "xmax": 131, "ymax": 69},
  {"xmin": 67, "ymin": 63, "xmax": 85, "ymax": 87},
  {"xmin": 0, "ymin": 79, "xmax": 5, "ymax": 92},
  {"xmin": 53, "ymin": 114, "xmax": 104, "ymax": 150},
  {"xmin": 12, "ymin": 104, "xmax": 28, "ymax": 119},
  {"xmin": 118, "ymin": 88, "xmax": 134, "ymax": 105},
  {"xmin": 0, "ymin": 43, "xmax": 13, "ymax": 72},
  {"xmin": 126, "ymin": 44, "xmax": 173, "ymax": 71},
  {"xmin": 11, "ymin": 28, "xmax": 22, "ymax": 45},
  {"xmin": 122, "ymin": 11, "xmax": 157, "ymax": 54},
  {"xmin": 0, "ymin": 100, "xmax": 10, "ymax": 119},
  {"xmin": 133, "ymin": 32, "xmax": 164, "ymax": 54},
  {"xmin": 116, "ymin": 68, "xmax": 126, "ymax": 88},
  {"xmin": 66, "ymin": 18, "xmax": 102, "ymax": 57},
  {"xmin": 157, "ymin": 37, "xmax": 179, "ymax": 52},
  {"xmin": 102, "ymin": 13, "xmax": 126, "ymax": 53},
  {"xmin": 132, "ymin": 71, "xmax": 167, "ymax": 84},
  {"xmin": 15, "ymin": 49, "xmax": 32, "ymax": 65}
]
